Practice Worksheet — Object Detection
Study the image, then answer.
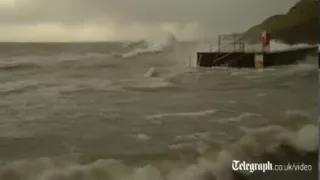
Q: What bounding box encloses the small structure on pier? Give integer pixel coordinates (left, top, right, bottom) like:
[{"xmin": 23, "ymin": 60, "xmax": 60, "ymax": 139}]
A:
[
  {"xmin": 197, "ymin": 31, "xmax": 316, "ymax": 68},
  {"xmin": 217, "ymin": 33, "xmax": 246, "ymax": 52}
]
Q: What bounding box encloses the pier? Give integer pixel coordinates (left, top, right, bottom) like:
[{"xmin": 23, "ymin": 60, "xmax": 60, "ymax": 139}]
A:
[{"xmin": 197, "ymin": 33, "xmax": 317, "ymax": 68}]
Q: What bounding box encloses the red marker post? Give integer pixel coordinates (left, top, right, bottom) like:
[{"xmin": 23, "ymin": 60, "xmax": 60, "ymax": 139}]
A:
[{"xmin": 261, "ymin": 31, "xmax": 270, "ymax": 52}]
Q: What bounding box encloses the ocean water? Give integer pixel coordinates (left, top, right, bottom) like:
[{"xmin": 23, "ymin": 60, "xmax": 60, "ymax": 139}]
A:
[{"xmin": 0, "ymin": 37, "xmax": 318, "ymax": 180}]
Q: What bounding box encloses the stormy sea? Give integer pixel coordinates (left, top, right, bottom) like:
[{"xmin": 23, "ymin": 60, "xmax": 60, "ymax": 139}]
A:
[{"xmin": 0, "ymin": 34, "xmax": 318, "ymax": 180}]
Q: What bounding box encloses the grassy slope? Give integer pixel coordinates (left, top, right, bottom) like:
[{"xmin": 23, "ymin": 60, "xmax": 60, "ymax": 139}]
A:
[{"xmin": 243, "ymin": 0, "xmax": 318, "ymax": 44}]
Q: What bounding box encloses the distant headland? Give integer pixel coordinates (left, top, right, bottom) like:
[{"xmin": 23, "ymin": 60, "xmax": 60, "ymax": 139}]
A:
[{"xmin": 242, "ymin": 0, "xmax": 318, "ymax": 45}]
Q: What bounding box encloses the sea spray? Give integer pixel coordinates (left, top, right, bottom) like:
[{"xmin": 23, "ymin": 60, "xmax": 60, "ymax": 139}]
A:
[
  {"xmin": 0, "ymin": 123, "xmax": 317, "ymax": 180},
  {"xmin": 121, "ymin": 32, "xmax": 176, "ymax": 58}
]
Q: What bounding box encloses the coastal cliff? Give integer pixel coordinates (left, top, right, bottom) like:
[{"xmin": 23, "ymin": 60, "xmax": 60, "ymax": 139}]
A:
[{"xmin": 242, "ymin": 0, "xmax": 318, "ymax": 45}]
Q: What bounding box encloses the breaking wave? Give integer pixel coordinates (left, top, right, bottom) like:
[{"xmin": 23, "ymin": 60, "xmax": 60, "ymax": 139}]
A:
[
  {"xmin": 117, "ymin": 32, "xmax": 177, "ymax": 58},
  {"xmin": 0, "ymin": 62, "xmax": 40, "ymax": 71},
  {"xmin": 0, "ymin": 39, "xmax": 317, "ymax": 180},
  {"xmin": 144, "ymin": 67, "xmax": 158, "ymax": 78},
  {"xmin": 0, "ymin": 120, "xmax": 317, "ymax": 180},
  {"xmin": 202, "ymin": 39, "xmax": 316, "ymax": 53},
  {"xmin": 0, "ymin": 80, "xmax": 40, "ymax": 95},
  {"xmin": 269, "ymin": 41, "xmax": 316, "ymax": 51},
  {"xmin": 121, "ymin": 78, "xmax": 175, "ymax": 92},
  {"xmin": 145, "ymin": 110, "xmax": 217, "ymax": 120}
]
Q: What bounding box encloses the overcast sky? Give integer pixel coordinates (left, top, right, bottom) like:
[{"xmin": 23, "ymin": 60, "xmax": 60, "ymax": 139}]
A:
[{"xmin": 0, "ymin": 0, "xmax": 299, "ymax": 42}]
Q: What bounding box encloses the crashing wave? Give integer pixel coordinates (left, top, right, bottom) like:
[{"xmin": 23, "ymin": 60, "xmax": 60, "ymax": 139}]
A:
[
  {"xmin": 123, "ymin": 40, "xmax": 146, "ymax": 48},
  {"xmin": 0, "ymin": 62, "xmax": 40, "ymax": 71},
  {"xmin": 118, "ymin": 32, "xmax": 177, "ymax": 58},
  {"xmin": 0, "ymin": 121, "xmax": 317, "ymax": 180}
]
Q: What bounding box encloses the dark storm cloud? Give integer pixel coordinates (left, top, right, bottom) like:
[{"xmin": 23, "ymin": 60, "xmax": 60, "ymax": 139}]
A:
[
  {"xmin": 0, "ymin": 0, "xmax": 299, "ymax": 41},
  {"xmin": 2, "ymin": 0, "xmax": 298, "ymax": 26}
]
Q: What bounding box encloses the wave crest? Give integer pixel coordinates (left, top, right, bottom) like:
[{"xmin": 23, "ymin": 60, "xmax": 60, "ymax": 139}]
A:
[
  {"xmin": 119, "ymin": 32, "xmax": 177, "ymax": 58},
  {"xmin": 0, "ymin": 123, "xmax": 317, "ymax": 180}
]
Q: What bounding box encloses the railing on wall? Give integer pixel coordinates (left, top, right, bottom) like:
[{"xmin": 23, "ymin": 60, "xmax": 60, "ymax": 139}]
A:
[{"xmin": 217, "ymin": 33, "xmax": 246, "ymax": 52}]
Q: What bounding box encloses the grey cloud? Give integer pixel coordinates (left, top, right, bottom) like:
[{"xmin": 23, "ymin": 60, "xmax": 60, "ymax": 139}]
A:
[
  {"xmin": 3, "ymin": 0, "xmax": 299, "ymax": 24},
  {"xmin": 0, "ymin": 0, "xmax": 299, "ymax": 40}
]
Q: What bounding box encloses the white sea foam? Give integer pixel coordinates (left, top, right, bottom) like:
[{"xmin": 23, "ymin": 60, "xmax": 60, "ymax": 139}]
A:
[
  {"xmin": 0, "ymin": 123, "xmax": 317, "ymax": 180},
  {"xmin": 175, "ymin": 132, "xmax": 211, "ymax": 141},
  {"xmin": 144, "ymin": 67, "xmax": 157, "ymax": 78},
  {"xmin": 129, "ymin": 133, "xmax": 152, "ymax": 141},
  {"xmin": 121, "ymin": 32, "xmax": 176, "ymax": 58},
  {"xmin": 145, "ymin": 110, "xmax": 217, "ymax": 119}
]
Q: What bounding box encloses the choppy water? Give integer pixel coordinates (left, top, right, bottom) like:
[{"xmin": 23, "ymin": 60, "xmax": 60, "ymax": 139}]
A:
[{"xmin": 0, "ymin": 39, "xmax": 318, "ymax": 180}]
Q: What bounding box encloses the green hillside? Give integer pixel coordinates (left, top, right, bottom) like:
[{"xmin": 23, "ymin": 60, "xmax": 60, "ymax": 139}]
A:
[{"xmin": 242, "ymin": 0, "xmax": 318, "ymax": 44}]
